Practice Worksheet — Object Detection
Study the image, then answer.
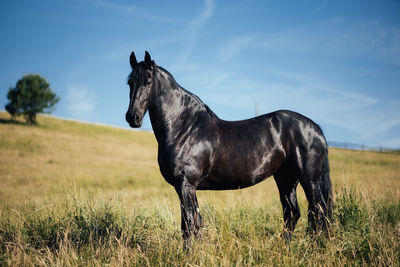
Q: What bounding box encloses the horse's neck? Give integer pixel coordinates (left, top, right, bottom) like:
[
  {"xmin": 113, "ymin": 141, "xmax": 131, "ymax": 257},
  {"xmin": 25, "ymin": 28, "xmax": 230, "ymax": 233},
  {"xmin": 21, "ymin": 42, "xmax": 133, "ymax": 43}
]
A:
[{"xmin": 149, "ymin": 67, "xmax": 214, "ymax": 145}]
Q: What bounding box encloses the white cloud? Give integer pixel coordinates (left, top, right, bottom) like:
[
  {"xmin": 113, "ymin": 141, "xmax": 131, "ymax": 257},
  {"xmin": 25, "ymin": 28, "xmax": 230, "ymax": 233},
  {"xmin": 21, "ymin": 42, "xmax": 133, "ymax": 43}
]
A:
[
  {"xmin": 105, "ymin": 0, "xmax": 215, "ymax": 66},
  {"xmin": 218, "ymin": 35, "xmax": 257, "ymax": 62},
  {"xmin": 187, "ymin": 0, "xmax": 215, "ymax": 38},
  {"xmin": 66, "ymin": 85, "xmax": 96, "ymax": 116},
  {"xmin": 85, "ymin": 0, "xmax": 175, "ymax": 23},
  {"xmin": 218, "ymin": 18, "xmax": 400, "ymax": 66},
  {"xmin": 176, "ymin": 0, "xmax": 215, "ymax": 65}
]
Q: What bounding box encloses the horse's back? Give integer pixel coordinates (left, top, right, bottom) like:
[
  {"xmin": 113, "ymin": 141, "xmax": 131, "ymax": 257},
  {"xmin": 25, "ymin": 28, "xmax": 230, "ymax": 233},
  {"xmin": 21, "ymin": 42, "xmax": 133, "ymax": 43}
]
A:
[{"xmin": 215, "ymin": 109, "xmax": 326, "ymax": 153}]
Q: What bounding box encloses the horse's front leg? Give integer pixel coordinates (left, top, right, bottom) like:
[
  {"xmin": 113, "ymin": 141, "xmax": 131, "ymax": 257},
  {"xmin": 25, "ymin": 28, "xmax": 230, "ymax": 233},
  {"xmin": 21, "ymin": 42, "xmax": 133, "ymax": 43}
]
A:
[{"xmin": 175, "ymin": 180, "xmax": 202, "ymax": 247}]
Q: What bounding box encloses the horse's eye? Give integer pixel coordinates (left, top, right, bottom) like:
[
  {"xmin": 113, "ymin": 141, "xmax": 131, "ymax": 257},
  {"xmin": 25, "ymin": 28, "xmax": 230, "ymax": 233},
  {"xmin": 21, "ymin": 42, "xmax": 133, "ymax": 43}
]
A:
[{"xmin": 145, "ymin": 75, "xmax": 152, "ymax": 84}]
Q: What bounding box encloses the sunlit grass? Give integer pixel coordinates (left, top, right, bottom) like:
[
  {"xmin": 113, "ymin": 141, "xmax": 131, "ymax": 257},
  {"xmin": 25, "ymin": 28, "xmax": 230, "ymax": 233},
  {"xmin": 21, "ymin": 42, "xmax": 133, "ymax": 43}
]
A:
[{"xmin": 1, "ymin": 112, "xmax": 399, "ymax": 266}]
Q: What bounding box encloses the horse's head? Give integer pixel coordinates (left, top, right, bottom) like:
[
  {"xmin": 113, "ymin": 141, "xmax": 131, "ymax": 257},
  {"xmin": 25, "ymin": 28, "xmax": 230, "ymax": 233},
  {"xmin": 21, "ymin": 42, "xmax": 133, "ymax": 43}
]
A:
[{"xmin": 126, "ymin": 51, "xmax": 155, "ymax": 128}]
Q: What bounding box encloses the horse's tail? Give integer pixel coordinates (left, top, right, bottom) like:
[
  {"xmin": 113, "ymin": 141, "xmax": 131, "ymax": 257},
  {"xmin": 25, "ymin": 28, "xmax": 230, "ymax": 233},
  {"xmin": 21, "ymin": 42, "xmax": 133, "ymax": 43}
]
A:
[{"xmin": 320, "ymin": 150, "xmax": 333, "ymax": 222}]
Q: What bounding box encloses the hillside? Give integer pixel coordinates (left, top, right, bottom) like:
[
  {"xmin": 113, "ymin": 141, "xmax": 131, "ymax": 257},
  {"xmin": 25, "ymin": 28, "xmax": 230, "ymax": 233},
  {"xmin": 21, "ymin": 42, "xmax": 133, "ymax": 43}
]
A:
[
  {"xmin": 0, "ymin": 112, "xmax": 161, "ymax": 210},
  {"xmin": 0, "ymin": 112, "xmax": 399, "ymax": 266}
]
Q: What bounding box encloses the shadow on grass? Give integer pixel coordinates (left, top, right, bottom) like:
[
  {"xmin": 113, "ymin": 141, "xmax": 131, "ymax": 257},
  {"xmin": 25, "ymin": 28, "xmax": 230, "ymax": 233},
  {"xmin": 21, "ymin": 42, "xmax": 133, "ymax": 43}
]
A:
[{"xmin": 0, "ymin": 118, "xmax": 27, "ymax": 126}]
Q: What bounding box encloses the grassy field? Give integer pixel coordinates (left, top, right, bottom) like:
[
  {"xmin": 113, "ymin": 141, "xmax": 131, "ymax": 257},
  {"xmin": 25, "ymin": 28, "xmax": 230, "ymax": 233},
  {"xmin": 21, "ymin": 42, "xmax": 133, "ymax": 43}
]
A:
[{"xmin": 0, "ymin": 111, "xmax": 399, "ymax": 266}]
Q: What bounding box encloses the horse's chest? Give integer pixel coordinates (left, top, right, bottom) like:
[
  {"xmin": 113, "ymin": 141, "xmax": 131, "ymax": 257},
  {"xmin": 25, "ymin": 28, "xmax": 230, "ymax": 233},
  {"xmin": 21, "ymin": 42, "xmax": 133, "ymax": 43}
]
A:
[
  {"xmin": 157, "ymin": 150, "xmax": 189, "ymax": 185},
  {"xmin": 157, "ymin": 143, "xmax": 210, "ymax": 186},
  {"xmin": 157, "ymin": 153, "xmax": 180, "ymax": 186}
]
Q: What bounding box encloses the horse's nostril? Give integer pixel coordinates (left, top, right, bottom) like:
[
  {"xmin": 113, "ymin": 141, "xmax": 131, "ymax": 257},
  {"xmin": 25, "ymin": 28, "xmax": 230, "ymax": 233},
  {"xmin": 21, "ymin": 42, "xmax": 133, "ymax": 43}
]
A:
[{"xmin": 134, "ymin": 113, "xmax": 140, "ymax": 123}]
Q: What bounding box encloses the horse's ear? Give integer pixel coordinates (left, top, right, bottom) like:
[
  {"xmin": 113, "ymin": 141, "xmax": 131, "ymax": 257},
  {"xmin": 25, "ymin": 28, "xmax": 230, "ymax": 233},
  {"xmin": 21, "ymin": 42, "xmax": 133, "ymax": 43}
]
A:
[
  {"xmin": 144, "ymin": 51, "xmax": 153, "ymax": 69},
  {"xmin": 130, "ymin": 52, "xmax": 138, "ymax": 69}
]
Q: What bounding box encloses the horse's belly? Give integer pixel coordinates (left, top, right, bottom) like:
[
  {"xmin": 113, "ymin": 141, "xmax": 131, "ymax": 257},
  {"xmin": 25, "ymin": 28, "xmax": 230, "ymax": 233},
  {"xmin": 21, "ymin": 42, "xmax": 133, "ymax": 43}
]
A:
[
  {"xmin": 197, "ymin": 148, "xmax": 284, "ymax": 190},
  {"xmin": 197, "ymin": 174, "xmax": 270, "ymax": 190},
  {"xmin": 197, "ymin": 163, "xmax": 275, "ymax": 190}
]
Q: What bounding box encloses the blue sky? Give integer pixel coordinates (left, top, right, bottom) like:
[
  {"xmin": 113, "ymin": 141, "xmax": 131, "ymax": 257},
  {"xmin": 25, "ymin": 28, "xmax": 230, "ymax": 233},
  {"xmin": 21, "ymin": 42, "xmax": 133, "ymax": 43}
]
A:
[{"xmin": 1, "ymin": 0, "xmax": 399, "ymax": 147}]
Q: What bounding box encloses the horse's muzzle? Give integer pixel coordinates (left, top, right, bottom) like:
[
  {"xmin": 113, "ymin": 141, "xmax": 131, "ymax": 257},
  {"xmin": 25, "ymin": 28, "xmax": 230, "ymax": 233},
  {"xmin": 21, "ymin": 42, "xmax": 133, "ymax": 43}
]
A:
[{"xmin": 126, "ymin": 111, "xmax": 142, "ymax": 128}]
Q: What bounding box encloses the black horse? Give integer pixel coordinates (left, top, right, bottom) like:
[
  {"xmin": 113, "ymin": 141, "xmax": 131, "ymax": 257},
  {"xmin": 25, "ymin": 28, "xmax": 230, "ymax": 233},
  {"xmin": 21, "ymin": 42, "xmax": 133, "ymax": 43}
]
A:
[{"xmin": 126, "ymin": 51, "xmax": 333, "ymax": 243}]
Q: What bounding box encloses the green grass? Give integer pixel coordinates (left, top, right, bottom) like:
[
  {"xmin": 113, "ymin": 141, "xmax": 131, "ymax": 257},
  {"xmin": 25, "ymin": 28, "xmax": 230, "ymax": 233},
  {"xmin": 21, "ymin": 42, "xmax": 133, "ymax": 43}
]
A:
[{"xmin": 1, "ymin": 112, "xmax": 399, "ymax": 266}]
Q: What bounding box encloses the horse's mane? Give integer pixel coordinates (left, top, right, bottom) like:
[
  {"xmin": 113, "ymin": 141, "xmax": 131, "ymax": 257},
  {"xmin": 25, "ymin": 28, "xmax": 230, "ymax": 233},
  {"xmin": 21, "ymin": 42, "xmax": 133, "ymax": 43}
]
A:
[{"xmin": 156, "ymin": 65, "xmax": 215, "ymax": 117}]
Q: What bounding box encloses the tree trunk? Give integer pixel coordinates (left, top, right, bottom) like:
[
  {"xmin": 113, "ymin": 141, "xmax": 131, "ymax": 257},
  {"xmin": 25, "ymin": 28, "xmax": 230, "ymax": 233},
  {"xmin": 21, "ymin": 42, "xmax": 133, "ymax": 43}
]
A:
[{"xmin": 26, "ymin": 112, "xmax": 37, "ymax": 125}]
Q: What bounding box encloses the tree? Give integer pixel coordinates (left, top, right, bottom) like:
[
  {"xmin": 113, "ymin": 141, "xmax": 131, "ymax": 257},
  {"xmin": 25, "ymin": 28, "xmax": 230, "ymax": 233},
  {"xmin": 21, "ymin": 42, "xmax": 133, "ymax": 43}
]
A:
[{"xmin": 5, "ymin": 74, "xmax": 59, "ymax": 125}]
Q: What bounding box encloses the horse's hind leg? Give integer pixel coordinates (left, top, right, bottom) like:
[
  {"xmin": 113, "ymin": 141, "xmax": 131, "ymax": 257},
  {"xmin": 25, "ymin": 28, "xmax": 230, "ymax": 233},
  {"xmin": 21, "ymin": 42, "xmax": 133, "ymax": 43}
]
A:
[
  {"xmin": 300, "ymin": 176, "xmax": 329, "ymax": 233},
  {"xmin": 274, "ymin": 170, "xmax": 300, "ymax": 242}
]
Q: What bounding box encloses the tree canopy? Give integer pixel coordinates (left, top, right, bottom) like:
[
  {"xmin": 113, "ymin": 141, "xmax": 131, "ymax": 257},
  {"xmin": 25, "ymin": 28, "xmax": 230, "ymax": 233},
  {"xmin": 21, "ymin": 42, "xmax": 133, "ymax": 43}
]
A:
[{"xmin": 5, "ymin": 74, "xmax": 59, "ymax": 125}]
